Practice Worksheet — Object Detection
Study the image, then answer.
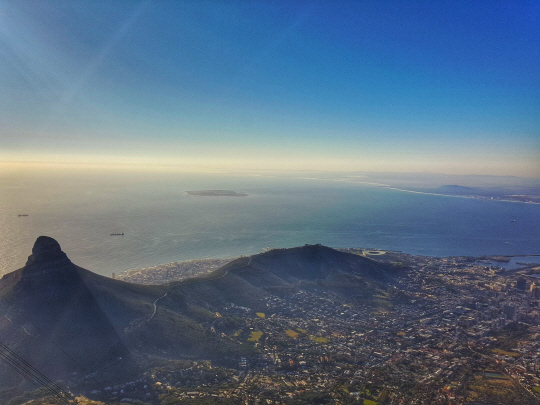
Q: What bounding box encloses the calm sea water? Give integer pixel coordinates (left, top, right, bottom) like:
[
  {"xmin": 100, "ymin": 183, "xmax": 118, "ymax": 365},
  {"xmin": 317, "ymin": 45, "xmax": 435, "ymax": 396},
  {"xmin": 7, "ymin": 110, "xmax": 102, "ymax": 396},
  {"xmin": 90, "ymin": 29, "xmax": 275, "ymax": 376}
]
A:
[
  {"xmin": 1, "ymin": 170, "xmax": 539, "ymax": 277},
  {"xmin": 489, "ymin": 256, "xmax": 540, "ymax": 270}
]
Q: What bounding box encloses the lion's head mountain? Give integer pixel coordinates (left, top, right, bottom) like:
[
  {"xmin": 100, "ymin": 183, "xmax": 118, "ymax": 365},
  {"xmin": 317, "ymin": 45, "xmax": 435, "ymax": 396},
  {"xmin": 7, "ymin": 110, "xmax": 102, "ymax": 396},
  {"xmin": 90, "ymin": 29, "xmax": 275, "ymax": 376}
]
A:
[{"xmin": 0, "ymin": 236, "xmax": 402, "ymax": 387}]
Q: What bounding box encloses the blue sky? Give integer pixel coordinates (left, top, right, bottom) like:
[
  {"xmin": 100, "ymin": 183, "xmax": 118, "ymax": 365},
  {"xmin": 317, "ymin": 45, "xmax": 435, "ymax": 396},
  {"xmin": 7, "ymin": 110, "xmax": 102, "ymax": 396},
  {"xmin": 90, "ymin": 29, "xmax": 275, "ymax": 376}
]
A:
[{"xmin": 1, "ymin": 1, "xmax": 539, "ymax": 176}]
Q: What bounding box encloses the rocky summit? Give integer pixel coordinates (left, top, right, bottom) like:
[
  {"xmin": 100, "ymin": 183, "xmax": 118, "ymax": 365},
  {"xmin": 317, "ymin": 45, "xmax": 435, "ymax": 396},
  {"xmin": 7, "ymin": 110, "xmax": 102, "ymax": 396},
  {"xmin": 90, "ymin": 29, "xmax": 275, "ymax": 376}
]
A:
[
  {"xmin": 28, "ymin": 235, "xmax": 66, "ymax": 262},
  {"xmin": 0, "ymin": 237, "xmax": 400, "ymax": 402},
  {"xmin": 22, "ymin": 235, "xmax": 72, "ymax": 278}
]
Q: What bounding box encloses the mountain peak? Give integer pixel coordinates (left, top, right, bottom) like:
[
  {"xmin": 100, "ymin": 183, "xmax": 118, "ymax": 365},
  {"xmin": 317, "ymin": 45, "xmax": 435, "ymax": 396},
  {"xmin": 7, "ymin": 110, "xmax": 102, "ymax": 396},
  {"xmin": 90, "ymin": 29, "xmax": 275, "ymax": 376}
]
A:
[{"xmin": 23, "ymin": 236, "xmax": 72, "ymax": 274}]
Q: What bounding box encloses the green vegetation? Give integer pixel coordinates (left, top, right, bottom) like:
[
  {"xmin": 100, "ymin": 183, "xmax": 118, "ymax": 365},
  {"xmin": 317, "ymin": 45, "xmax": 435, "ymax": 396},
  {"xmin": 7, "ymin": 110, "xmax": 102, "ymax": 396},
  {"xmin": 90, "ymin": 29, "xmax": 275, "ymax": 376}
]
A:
[
  {"xmin": 467, "ymin": 375, "xmax": 529, "ymax": 404},
  {"xmin": 310, "ymin": 335, "xmax": 328, "ymax": 343},
  {"xmin": 248, "ymin": 331, "xmax": 263, "ymax": 342},
  {"xmin": 491, "ymin": 348, "xmax": 520, "ymax": 357},
  {"xmin": 297, "ymin": 328, "xmax": 307, "ymax": 334},
  {"xmin": 364, "ymin": 400, "xmax": 378, "ymax": 405},
  {"xmin": 285, "ymin": 329, "xmax": 299, "ymax": 338},
  {"xmin": 490, "ymin": 323, "xmax": 530, "ymax": 352},
  {"xmin": 256, "ymin": 312, "xmax": 265, "ymax": 318}
]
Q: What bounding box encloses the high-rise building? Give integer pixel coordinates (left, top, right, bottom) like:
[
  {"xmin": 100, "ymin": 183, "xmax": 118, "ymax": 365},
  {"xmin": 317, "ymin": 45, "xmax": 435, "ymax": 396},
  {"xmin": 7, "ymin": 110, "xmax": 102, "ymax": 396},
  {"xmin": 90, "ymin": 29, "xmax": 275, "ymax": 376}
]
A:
[{"xmin": 503, "ymin": 305, "xmax": 516, "ymax": 321}]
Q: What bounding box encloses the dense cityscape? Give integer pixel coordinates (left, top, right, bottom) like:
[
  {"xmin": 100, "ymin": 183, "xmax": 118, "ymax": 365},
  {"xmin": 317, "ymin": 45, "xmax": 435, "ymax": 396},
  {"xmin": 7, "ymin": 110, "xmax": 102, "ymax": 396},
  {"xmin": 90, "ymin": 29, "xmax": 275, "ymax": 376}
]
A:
[
  {"xmin": 3, "ymin": 1, "xmax": 539, "ymax": 404},
  {"xmin": 46, "ymin": 249, "xmax": 539, "ymax": 405}
]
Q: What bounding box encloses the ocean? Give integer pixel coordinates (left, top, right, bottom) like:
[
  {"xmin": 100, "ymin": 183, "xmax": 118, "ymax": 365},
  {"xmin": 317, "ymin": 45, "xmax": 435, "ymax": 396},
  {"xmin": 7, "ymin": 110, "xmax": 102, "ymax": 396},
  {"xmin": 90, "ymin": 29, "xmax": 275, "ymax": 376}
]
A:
[{"xmin": 1, "ymin": 170, "xmax": 539, "ymax": 277}]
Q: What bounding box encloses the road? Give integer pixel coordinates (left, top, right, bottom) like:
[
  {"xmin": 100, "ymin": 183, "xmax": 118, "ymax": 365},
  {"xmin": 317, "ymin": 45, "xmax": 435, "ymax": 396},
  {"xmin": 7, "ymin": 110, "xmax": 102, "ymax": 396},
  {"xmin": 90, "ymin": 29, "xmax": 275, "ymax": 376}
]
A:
[
  {"xmin": 148, "ymin": 256, "xmax": 252, "ymax": 321},
  {"xmin": 148, "ymin": 292, "xmax": 168, "ymax": 321},
  {"xmin": 467, "ymin": 343, "xmax": 538, "ymax": 399}
]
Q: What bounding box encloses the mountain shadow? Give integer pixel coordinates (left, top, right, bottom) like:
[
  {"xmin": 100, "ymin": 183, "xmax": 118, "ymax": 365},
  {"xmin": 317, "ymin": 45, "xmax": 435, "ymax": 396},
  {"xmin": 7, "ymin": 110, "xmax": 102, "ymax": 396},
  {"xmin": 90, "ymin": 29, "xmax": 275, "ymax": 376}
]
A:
[
  {"xmin": 0, "ymin": 237, "xmax": 402, "ymax": 393},
  {"xmin": 0, "ymin": 237, "xmax": 235, "ymax": 389},
  {"xmin": 163, "ymin": 244, "xmax": 402, "ymax": 312}
]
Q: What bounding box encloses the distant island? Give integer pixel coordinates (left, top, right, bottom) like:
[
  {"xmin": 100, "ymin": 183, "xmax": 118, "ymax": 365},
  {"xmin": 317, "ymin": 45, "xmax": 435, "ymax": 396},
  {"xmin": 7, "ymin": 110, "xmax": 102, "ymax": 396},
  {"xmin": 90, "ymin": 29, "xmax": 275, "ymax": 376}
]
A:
[{"xmin": 186, "ymin": 189, "xmax": 249, "ymax": 197}]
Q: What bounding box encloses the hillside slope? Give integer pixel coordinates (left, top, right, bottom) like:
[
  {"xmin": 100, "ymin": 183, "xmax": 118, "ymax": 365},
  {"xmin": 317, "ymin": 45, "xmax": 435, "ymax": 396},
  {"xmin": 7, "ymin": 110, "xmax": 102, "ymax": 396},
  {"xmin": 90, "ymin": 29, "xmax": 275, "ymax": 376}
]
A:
[{"xmin": 0, "ymin": 237, "xmax": 401, "ymax": 390}]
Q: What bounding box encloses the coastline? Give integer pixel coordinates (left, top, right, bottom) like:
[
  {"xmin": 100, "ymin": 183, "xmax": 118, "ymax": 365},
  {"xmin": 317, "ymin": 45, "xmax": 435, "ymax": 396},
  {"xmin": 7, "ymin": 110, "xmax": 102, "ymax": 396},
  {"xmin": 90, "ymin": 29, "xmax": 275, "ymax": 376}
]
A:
[
  {"xmin": 118, "ymin": 247, "xmax": 540, "ymax": 285},
  {"xmin": 383, "ymin": 186, "xmax": 540, "ymax": 205},
  {"xmin": 292, "ymin": 175, "xmax": 540, "ymax": 205}
]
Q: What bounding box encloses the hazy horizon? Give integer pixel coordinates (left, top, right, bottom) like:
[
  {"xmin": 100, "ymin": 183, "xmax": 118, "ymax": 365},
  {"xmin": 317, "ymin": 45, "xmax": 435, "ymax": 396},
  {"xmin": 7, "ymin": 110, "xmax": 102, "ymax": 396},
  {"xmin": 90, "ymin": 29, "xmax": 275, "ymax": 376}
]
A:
[{"xmin": 1, "ymin": 1, "xmax": 539, "ymax": 177}]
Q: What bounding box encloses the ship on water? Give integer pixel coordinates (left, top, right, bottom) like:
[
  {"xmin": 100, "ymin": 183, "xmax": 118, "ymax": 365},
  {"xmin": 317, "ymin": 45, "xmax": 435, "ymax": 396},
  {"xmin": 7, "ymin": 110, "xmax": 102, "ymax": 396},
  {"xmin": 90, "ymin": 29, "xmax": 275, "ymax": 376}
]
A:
[
  {"xmin": 17, "ymin": 214, "xmax": 28, "ymax": 217},
  {"xmin": 110, "ymin": 232, "xmax": 124, "ymax": 236}
]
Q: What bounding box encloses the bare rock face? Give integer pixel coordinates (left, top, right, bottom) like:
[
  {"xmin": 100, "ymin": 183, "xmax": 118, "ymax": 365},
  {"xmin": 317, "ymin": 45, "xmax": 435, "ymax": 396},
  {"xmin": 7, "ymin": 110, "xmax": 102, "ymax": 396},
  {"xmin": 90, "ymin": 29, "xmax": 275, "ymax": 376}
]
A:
[
  {"xmin": 1, "ymin": 236, "xmax": 137, "ymax": 383},
  {"xmin": 23, "ymin": 236, "xmax": 72, "ymax": 277}
]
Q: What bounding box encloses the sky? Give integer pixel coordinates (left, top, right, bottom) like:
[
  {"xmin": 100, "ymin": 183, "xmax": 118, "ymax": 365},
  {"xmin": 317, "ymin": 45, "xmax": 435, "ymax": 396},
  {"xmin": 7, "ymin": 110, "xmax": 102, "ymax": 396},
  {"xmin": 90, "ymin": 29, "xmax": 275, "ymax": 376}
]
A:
[{"xmin": 1, "ymin": 0, "xmax": 539, "ymax": 176}]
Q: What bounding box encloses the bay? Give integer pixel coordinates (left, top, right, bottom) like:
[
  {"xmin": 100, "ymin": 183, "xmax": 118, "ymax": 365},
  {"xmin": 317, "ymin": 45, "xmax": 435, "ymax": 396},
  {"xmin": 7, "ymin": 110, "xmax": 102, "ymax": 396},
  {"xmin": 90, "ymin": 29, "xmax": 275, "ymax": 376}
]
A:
[{"xmin": 1, "ymin": 170, "xmax": 539, "ymax": 277}]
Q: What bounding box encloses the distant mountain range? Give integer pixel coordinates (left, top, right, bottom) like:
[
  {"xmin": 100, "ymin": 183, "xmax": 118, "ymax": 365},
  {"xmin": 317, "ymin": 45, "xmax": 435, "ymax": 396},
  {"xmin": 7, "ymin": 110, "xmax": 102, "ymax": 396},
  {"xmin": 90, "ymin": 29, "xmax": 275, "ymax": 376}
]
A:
[{"xmin": 0, "ymin": 237, "xmax": 401, "ymax": 392}]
